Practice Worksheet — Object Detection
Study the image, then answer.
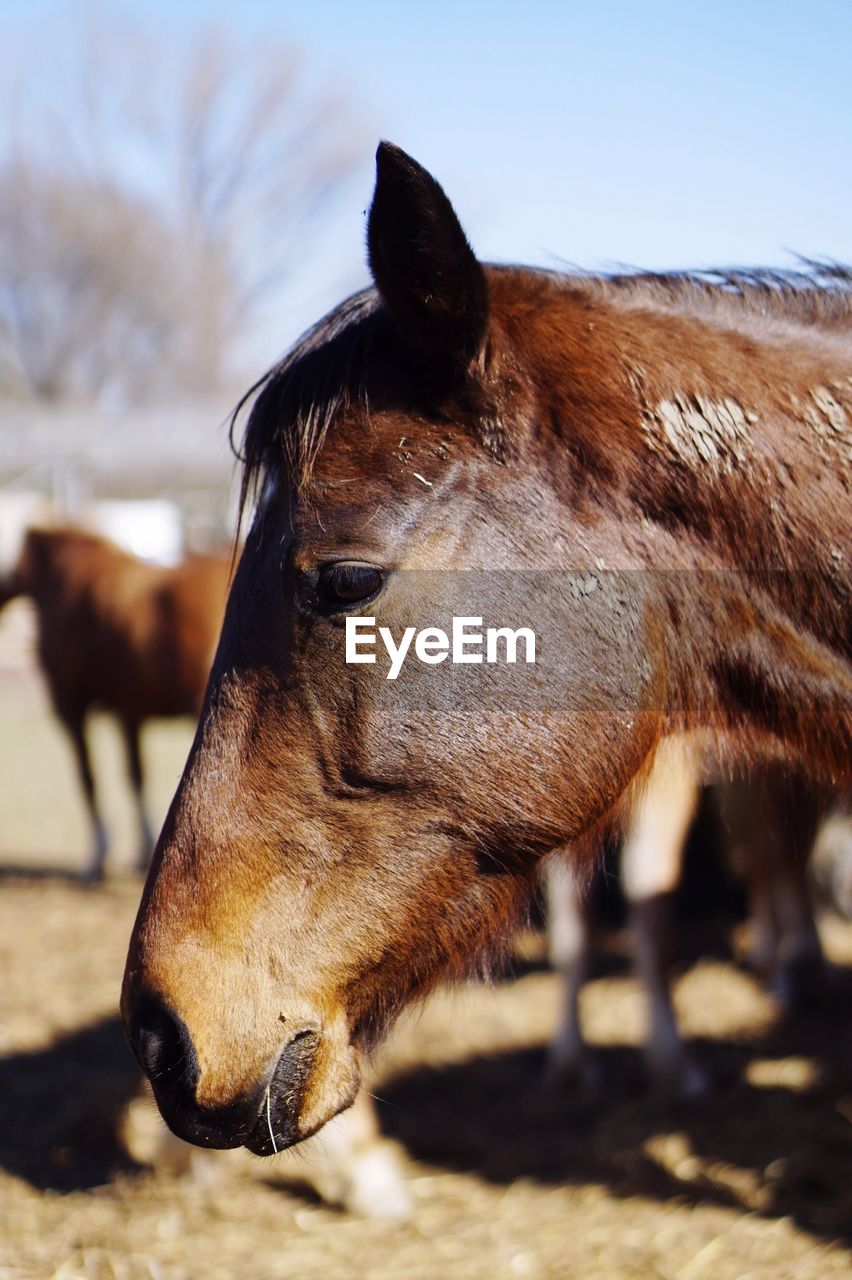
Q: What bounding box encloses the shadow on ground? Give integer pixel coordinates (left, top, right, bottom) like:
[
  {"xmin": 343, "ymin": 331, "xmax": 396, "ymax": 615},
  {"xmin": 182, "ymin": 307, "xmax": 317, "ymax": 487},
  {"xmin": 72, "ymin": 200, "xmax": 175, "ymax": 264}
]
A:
[
  {"xmin": 1, "ymin": 960, "xmax": 849, "ymax": 1245},
  {"xmin": 0, "ymin": 1015, "xmax": 141, "ymax": 1192},
  {"xmin": 0, "ymin": 863, "xmax": 91, "ymax": 885},
  {"xmin": 377, "ymin": 981, "xmax": 852, "ymax": 1245}
]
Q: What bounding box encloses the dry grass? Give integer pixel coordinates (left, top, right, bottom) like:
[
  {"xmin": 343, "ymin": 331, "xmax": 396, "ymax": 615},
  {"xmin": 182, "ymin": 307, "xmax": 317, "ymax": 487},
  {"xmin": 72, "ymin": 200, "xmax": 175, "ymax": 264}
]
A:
[{"xmin": 1, "ymin": 659, "xmax": 850, "ymax": 1280}]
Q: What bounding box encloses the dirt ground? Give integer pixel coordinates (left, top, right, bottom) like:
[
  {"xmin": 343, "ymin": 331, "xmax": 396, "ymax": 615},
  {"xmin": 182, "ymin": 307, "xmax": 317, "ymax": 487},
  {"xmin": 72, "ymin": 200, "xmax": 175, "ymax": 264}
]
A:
[{"xmin": 1, "ymin": 649, "xmax": 851, "ymax": 1280}]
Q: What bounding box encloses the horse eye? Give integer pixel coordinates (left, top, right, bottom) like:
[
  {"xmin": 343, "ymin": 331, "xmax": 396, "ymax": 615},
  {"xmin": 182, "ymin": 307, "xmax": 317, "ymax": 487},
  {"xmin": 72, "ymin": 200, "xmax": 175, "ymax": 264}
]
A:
[{"xmin": 316, "ymin": 562, "xmax": 384, "ymax": 610}]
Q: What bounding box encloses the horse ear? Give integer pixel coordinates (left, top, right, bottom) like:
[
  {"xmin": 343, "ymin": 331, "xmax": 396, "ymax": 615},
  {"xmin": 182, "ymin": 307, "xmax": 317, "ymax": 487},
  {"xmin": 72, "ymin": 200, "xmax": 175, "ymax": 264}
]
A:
[{"xmin": 367, "ymin": 141, "xmax": 489, "ymax": 375}]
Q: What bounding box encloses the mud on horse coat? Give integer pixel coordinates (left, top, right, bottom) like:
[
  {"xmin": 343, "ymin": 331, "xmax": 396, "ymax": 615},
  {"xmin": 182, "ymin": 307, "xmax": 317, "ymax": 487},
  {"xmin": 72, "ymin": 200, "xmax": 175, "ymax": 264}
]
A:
[
  {"xmin": 1, "ymin": 527, "xmax": 230, "ymax": 879},
  {"xmin": 123, "ymin": 143, "xmax": 851, "ymax": 1156}
]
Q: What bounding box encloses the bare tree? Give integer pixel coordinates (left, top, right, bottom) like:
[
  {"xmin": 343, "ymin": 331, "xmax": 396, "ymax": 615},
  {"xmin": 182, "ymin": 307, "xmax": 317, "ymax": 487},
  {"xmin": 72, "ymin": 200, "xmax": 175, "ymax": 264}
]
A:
[
  {"xmin": 0, "ymin": 161, "xmax": 194, "ymax": 401},
  {"xmin": 0, "ymin": 13, "xmax": 362, "ymax": 403}
]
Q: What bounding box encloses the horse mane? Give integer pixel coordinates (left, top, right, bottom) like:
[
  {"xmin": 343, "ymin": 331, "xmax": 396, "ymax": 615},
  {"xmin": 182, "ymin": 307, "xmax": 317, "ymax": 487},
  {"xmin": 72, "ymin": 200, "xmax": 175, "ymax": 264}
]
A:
[
  {"xmin": 578, "ymin": 260, "xmax": 852, "ymax": 334},
  {"xmin": 232, "ymin": 261, "xmax": 852, "ymax": 519}
]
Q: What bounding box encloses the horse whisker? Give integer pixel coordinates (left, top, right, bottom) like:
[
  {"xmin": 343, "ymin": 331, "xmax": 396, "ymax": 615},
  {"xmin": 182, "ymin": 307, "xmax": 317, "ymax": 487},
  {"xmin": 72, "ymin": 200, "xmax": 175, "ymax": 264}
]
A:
[{"xmin": 265, "ymin": 1083, "xmax": 279, "ymax": 1155}]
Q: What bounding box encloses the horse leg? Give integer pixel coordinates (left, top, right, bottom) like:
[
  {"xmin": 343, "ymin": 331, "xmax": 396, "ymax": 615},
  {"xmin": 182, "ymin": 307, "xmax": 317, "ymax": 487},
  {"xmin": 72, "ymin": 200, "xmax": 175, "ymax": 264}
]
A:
[
  {"xmin": 758, "ymin": 769, "xmax": 825, "ymax": 1007},
  {"xmin": 61, "ymin": 711, "xmax": 108, "ymax": 881},
  {"xmin": 811, "ymin": 800, "xmax": 852, "ymax": 919},
  {"xmin": 542, "ymin": 854, "xmax": 595, "ymax": 1087},
  {"xmin": 622, "ymin": 738, "xmax": 706, "ymax": 1096},
  {"xmin": 281, "ymin": 1090, "xmax": 411, "ymax": 1219},
  {"xmin": 744, "ymin": 848, "xmax": 780, "ymax": 982},
  {"xmin": 721, "ymin": 773, "xmax": 782, "ymax": 982},
  {"xmin": 723, "ymin": 766, "xmax": 825, "ymax": 1007},
  {"xmin": 121, "ymin": 720, "xmax": 155, "ymax": 873}
]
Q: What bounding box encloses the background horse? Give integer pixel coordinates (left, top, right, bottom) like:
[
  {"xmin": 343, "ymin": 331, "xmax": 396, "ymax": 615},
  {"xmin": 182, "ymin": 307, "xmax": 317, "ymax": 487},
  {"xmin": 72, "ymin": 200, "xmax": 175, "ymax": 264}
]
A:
[
  {"xmin": 1, "ymin": 527, "xmax": 229, "ymax": 879},
  {"xmin": 545, "ymin": 743, "xmax": 830, "ymax": 1095},
  {"xmin": 122, "ymin": 142, "xmax": 850, "ymax": 1158}
]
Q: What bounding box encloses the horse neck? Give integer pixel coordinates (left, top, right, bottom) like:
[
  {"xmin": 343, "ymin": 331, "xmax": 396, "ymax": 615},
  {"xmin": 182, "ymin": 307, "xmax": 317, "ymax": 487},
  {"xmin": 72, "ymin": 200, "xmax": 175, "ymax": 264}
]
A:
[
  {"xmin": 552, "ymin": 297, "xmax": 852, "ymax": 776},
  {"xmin": 621, "ymin": 301, "xmax": 849, "ymax": 545}
]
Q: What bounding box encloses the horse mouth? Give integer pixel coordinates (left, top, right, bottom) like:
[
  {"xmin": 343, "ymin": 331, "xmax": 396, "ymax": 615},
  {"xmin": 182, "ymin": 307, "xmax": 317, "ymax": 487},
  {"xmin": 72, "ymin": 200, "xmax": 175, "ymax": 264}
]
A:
[
  {"xmin": 242, "ymin": 1072, "xmax": 313, "ymax": 1156},
  {"xmin": 151, "ymin": 1081, "xmax": 312, "ymax": 1156},
  {"xmin": 242, "ymin": 1094, "xmax": 310, "ymax": 1156},
  {"xmin": 242, "ymin": 1045, "xmax": 361, "ymax": 1156}
]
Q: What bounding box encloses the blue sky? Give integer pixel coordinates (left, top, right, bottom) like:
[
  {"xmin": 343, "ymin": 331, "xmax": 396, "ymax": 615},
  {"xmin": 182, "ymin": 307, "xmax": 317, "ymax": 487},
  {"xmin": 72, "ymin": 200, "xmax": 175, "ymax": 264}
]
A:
[{"xmin": 4, "ymin": 0, "xmax": 851, "ymax": 367}]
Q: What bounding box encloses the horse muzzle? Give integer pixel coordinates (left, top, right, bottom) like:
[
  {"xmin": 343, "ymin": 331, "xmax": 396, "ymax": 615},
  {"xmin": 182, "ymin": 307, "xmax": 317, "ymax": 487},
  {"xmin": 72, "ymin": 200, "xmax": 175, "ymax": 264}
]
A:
[{"xmin": 122, "ymin": 989, "xmax": 355, "ymax": 1153}]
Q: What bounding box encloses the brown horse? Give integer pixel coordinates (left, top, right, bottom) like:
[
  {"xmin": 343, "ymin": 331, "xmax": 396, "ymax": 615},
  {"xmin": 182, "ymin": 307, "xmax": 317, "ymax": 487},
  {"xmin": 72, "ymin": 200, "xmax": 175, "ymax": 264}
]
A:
[
  {"xmin": 2, "ymin": 527, "xmax": 230, "ymax": 879},
  {"xmin": 122, "ymin": 143, "xmax": 851, "ymax": 1157}
]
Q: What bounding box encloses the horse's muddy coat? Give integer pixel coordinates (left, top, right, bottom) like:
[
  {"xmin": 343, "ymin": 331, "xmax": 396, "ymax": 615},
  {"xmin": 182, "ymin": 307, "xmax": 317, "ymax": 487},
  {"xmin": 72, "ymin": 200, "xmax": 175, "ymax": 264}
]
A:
[{"xmin": 122, "ymin": 143, "xmax": 851, "ymax": 1156}]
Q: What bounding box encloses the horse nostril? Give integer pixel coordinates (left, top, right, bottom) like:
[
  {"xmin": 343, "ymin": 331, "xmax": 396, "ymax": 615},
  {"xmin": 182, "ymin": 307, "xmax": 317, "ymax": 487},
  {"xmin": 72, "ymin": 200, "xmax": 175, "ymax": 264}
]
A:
[{"xmin": 128, "ymin": 994, "xmax": 198, "ymax": 1094}]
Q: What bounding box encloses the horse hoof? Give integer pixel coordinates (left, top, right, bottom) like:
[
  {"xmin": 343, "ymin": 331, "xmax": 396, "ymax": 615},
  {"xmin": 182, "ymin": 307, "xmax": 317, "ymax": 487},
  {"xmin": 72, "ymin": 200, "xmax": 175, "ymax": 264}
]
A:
[
  {"xmin": 308, "ymin": 1141, "xmax": 412, "ymax": 1220},
  {"xmin": 648, "ymin": 1055, "xmax": 711, "ymax": 1102},
  {"xmin": 676, "ymin": 1060, "xmax": 712, "ymax": 1101},
  {"xmin": 339, "ymin": 1146, "xmax": 412, "ymax": 1220},
  {"xmin": 543, "ymin": 1054, "xmax": 601, "ymax": 1095},
  {"xmin": 774, "ymin": 953, "xmax": 830, "ymax": 1012}
]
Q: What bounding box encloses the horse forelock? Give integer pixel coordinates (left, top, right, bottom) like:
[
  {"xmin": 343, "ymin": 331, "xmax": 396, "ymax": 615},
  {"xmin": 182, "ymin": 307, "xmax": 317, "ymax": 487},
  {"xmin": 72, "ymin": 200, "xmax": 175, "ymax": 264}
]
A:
[{"xmin": 232, "ymin": 287, "xmax": 382, "ymax": 522}]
